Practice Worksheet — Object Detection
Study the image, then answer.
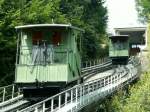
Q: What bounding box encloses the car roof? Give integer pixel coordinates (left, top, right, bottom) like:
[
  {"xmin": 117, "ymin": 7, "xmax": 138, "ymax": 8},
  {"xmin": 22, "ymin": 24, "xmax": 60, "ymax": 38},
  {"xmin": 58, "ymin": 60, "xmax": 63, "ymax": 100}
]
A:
[{"xmin": 15, "ymin": 24, "xmax": 84, "ymax": 32}]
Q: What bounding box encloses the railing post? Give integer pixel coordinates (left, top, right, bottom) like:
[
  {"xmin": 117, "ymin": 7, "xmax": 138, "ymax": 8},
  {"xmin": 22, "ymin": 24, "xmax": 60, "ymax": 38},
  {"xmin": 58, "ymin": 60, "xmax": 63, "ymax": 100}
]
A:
[
  {"xmin": 75, "ymin": 87, "xmax": 78, "ymax": 109},
  {"xmin": 92, "ymin": 82, "xmax": 95, "ymax": 92},
  {"xmin": 71, "ymin": 90, "xmax": 73, "ymax": 104},
  {"xmin": 92, "ymin": 83, "xmax": 95, "ymax": 101},
  {"xmin": 90, "ymin": 61, "xmax": 91, "ymax": 67},
  {"xmin": 87, "ymin": 82, "xmax": 90, "ymax": 103},
  {"xmin": 110, "ymin": 76, "xmax": 113, "ymax": 92},
  {"xmin": 12, "ymin": 85, "xmax": 15, "ymax": 99},
  {"xmin": 82, "ymin": 84, "xmax": 84, "ymax": 105},
  {"xmin": 106, "ymin": 77, "xmax": 108, "ymax": 85},
  {"xmin": 111, "ymin": 76, "xmax": 113, "ymax": 84},
  {"xmin": 34, "ymin": 107, "xmax": 38, "ymax": 112},
  {"xmin": 76, "ymin": 87, "xmax": 78, "ymax": 103},
  {"xmin": 65, "ymin": 92, "xmax": 68, "ymax": 105},
  {"xmin": 97, "ymin": 80, "xmax": 99, "ymax": 89},
  {"xmin": 2, "ymin": 88, "xmax": 6, "ymax": 102},
  {"xmin": 108, "ymin": 77, "xmax": 110, "ymax": 85},
  {"xmin": 42, "ymin": 102, "xmax": 45, "ymax": 112},
  {"xmin": 18, "ymin": 88, "xmax": 21, "ymax": 96},
  {"xmin": 86, "ymin": 61, "xmax": 88, "ymax": 68},
  {"xmin": 112, "ymin": 75, "xmax": 115, "ymax": 84},
  {"xmin": 104, "ymin": 78, "xmax": 105, "ymax": 87},
  {"xmin": 80, "ymin": 86, "xmax": 82, "ymax": 105},
  {"xmin": 59, "ymin": 95, "xmax": 61, "ymax": 109},
  {"xmin": 117, "ymin": 74, "xmax": 119, "ymax": 82},
  {"xmin": 113, "ymin": 75, "xmax": 115, "ymax": 84},
  {"xmin": 120, "ymin": 73, "xmax": 122, "ymax": 82},
  {"xmin": 51, "ymin": 99, "xmax": 54, "ymax": 111},
  {"xmin": 96, "ymin": 81, "xmax": 99, "ymax": 99}
]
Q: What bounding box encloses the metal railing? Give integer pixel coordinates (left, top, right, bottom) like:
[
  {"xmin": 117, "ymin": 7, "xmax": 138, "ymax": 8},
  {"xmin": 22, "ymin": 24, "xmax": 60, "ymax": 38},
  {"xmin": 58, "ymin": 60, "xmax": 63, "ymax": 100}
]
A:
[
  {"xmin": 20, "ymin": 59, "xmax": 140, "ymax": 112},
  {"xmin": 82, "ymin": 59, "xmax": 112, "ymax": 73},
  {"xmin": 0, "ymin": 84, "xmax": 21, "ymax": 103},
  {"xmin": 82, "ymin": 57, "xmax": 109, "ymax": 68}
]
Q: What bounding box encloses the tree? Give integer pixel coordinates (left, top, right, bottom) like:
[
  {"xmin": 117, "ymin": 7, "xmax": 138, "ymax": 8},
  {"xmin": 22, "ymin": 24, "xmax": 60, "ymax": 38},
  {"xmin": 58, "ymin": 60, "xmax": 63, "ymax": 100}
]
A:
[
  {"xmin": 60, "ymin": 0, "xmax": 108, "ymax": 60},
  {"xmin": 0, "ymin": 0, "xmax": 20, "ymax": 85},
  {"xmin": 0, "ymin": 0, "xmax": 108, "ymax": 86},
  {"xmin": 20, "ymin": 0, "xmax": 68, "ymax": 24},
  {"xmin": 136, "ymin": 0, "xmax": 150, "ymax": 22}
]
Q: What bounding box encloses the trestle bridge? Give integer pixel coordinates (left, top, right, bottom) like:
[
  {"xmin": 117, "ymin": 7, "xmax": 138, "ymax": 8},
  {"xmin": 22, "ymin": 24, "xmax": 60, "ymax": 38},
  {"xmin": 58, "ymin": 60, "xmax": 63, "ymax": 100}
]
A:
[{"xmin": 0, "ymin": 56, "xmax": 141, "ymax": 112}]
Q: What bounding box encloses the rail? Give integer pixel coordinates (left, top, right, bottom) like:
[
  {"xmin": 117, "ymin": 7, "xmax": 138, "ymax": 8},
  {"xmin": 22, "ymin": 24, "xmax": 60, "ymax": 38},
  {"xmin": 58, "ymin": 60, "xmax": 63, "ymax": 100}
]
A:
[
  {"xmin": 82, "ymin": 60, "xmax": 112, "ymax": 73},
  {"xmin": 0, "ymin": 58, "xmax": 112, "ymax": 111},
  {"xmin": 82, "ymin": 57, "xmax": 109, "ymax": 68},
  {"xmin": 0, "ymin": 84, "xmax": 21, "ymax": 103},
  {"xmin": 0, "ymin": 95, "xmax": 29, "ymax": 112},
  {"xmin": 20, "ymin": 58, "xmax": 141, "ymax": 112}
]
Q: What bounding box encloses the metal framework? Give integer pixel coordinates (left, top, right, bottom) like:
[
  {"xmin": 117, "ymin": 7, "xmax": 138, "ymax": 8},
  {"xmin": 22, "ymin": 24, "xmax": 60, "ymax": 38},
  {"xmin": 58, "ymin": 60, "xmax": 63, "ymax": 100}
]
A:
[
  {"xmin": 0, "ymin": 84, "xmax": 23, "ymax": 111},
  {"xmin": 0, "ymin": 58, "xmax": 110, "ymax": 111},
  {"xmin": 20, "ymin": 58, "xmax": 140, "ymax": 112},
  {"xmin": 0, "ymin": 57, "xmax": 141, "ymax": 112},
  {"xmin": 0, "ymin": 84, "xmax": 21, "ymax": 103}
]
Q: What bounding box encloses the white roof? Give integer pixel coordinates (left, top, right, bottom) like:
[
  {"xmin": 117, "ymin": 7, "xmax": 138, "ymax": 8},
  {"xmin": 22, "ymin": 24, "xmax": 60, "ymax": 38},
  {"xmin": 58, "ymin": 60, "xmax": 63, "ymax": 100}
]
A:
[
  {"xmin": 109, "ymin": 35, "xmax": 129, "ymax": 39},
  {"xmin": 15, "ymin": 24, "xmax": 84, "ymax": 32},
  {"xmin": 111, "ymin": 35, "xmax": 129, "ymax": 37},
  {"xmin": 114, "ymin": 26, "xmax": 147, "ymax": 31}
]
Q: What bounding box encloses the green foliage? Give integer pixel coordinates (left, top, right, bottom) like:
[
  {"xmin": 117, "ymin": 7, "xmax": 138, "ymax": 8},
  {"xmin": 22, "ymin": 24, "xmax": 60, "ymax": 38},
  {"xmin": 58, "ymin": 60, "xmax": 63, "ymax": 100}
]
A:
[
  {"xmin": 21, "ymin": 0, "xmax": 68, "ymax": 24},
  {"xmin": 0, "ymin": 0, "xmax": 108, "ymax": 86},
  {"xmin": 60, "ymin": 0, "xmax": 108, "ymax": 60},
  {"xmin": 97, "ymin": 72, "xmax": 150, "ymax": 112},
  {"xmin": 136, "ymin": 0, "xmax": 150, "ymax": 22},
  {"xmin": 0, "ymin": 0, "xmax": 19, "ymax": 86}
]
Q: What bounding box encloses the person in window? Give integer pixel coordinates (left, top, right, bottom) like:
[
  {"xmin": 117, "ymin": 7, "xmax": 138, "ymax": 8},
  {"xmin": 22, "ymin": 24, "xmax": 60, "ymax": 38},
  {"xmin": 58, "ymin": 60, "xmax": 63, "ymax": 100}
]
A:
[{"xmin": 52, "ymin": 31, "xmax": 61, "ymax": 45}]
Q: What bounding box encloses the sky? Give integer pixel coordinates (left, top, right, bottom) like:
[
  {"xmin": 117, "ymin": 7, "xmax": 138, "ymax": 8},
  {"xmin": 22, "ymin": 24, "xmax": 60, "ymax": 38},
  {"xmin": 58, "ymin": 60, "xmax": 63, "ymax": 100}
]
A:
[{"xmin": 106, "ymin": 0, "xmax": 145, "ymax": 33}]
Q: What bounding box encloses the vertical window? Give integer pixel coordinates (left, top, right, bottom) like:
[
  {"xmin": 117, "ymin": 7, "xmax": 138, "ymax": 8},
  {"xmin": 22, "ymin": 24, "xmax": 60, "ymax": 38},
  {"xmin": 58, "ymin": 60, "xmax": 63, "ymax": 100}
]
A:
[
  {"xmin": 52, "ymin": 32, "xmax": 61, "ymax": 45},
  {"xmin": 32, "ymin": 31, "xmax": 43, "ymax": 44}
]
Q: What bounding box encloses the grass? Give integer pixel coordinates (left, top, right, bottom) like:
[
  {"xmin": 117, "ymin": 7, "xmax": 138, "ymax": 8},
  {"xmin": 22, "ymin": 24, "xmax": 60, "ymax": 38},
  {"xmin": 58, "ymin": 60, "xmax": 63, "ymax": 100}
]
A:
[{"xmin": 96, "ymin": 72, "xmax": 150, "ymax": 112}]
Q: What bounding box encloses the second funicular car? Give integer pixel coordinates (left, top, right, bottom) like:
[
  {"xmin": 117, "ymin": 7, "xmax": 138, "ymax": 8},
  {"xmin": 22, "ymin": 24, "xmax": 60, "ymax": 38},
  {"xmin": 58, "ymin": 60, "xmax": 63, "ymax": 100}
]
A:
[{"xmin": 109, "ymin": 35, "xmax": 130, "ymax": 65}]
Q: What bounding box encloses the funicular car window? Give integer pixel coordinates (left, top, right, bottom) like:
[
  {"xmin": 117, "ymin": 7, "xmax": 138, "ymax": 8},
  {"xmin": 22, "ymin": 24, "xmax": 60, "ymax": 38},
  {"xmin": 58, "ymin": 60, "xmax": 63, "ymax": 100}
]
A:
[
  {"xmin": 31, "ymin": 30, "xmax": 66, "ymax": 65},
  {"xmin": 112, "ymin": 39, "xmax": 126, "ymax": 50}
]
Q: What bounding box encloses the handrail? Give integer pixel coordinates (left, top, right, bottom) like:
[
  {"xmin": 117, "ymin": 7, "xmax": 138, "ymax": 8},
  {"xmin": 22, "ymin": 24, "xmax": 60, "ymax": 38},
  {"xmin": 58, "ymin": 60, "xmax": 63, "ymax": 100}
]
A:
[
  {"xmin": 0, "ymin": 84, "xmax": 21, "ymax": 103},
  {"xmin": 82, "ymin": 60, "xmax": 112, "ymax": 72},
  {"xmin": 20, "ymin": 58, "xmax": 141, "ymax": 112},
  {"xmin": 82, "ymin": 57, "xmax": 110, "ymax": 68}
]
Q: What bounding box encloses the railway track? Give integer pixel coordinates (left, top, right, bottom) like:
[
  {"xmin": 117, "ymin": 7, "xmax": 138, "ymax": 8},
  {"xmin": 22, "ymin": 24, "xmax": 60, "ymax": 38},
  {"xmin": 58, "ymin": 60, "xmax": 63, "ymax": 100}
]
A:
[
  {"xmin": 0, "ymin": 85, "xmax": 33, "ymax": 112},
  {"xmin": 5, "ymin": 60, "xmax": 113, "ymax": 112},
  {"xmin": 0, "ymin": 57, "xmax": 140, "ymax": 112},
  {"xmin": 0, "ymin": 95, "xmax": 30, "ymax": 112},
  {"xmin": 82, "ymin": 60, "xmax": 113, "ymax": 80},
  {"xmin": 82, "ymin": 60, "xmax": 112, "ymax": 73},
  {"xmin": 0, "ymin": 94, "xmax": 46, "ymax": 112},
  {"xmin": 19, "ymin": 61, "xmax": 139, "ymax": 112}
]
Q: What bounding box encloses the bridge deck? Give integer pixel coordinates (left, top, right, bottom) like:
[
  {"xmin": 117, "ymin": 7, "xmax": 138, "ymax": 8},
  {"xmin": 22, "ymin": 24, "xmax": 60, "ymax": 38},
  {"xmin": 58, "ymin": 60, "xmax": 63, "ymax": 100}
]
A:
[{"xmin": 19, "ymin": 57, "xmax": 141, "ymax": 112}]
